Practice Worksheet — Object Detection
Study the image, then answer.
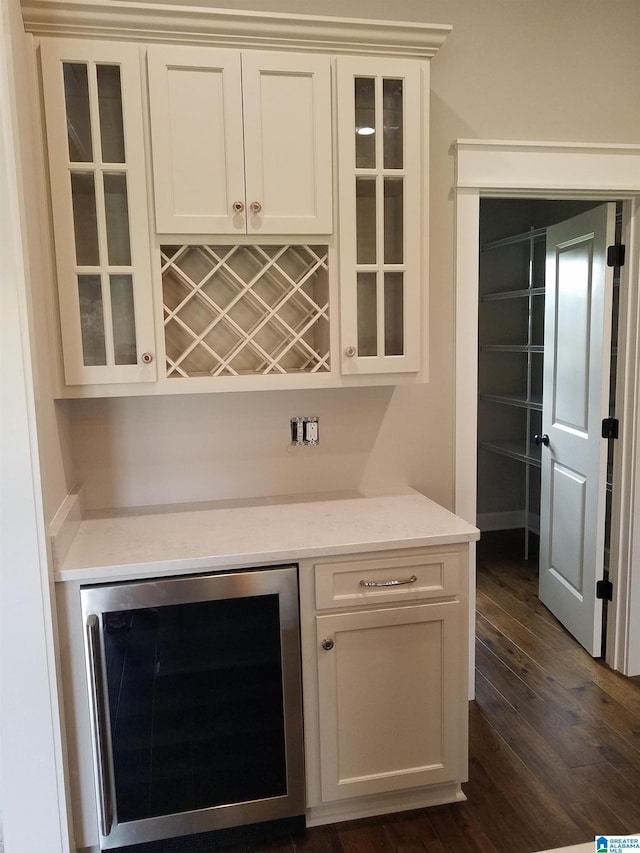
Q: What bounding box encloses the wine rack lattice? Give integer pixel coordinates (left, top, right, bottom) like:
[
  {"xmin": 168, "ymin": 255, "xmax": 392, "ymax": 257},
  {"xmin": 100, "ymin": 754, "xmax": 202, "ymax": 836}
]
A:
[{"xmin": 161, "ymin": 244, "xmax": 330, "ymax": 378}]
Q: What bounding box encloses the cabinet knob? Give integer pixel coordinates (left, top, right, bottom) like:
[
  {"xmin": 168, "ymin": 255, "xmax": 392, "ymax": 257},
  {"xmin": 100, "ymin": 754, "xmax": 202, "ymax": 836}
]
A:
[
  {"xmin": 249, "ymin": 201, "xmax": 262, "ymax": 214},
  {"xmin": 232, "ymin": 201, "xmax": 245, "ymax": 213},
  {"xmin": 534, "ymin": 433, "xmax": 550, "ymax": 447},
  {"xmin": 321, "ymin": 638, "xmax": 334, "ymax": 651},
  {"xmin": 345, "ymin": 346, "xmax": 356, "ymax": 358},
  {"xmin": 141, "ymin": 352, "xmax": 153, "ymax": 364}
]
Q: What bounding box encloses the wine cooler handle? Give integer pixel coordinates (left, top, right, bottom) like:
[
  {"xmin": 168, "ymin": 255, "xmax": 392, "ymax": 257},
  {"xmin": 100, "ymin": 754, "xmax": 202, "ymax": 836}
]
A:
[{"xmin": 86, "ymin": 614, "xmax": 113, "ymax": 837}]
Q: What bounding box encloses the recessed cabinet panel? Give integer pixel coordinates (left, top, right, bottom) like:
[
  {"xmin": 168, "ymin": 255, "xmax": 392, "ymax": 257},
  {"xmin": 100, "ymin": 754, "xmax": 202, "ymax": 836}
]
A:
[
  {"xmin": 338, "ymin": 58, "xmax": 423, "ymax": 375},
  {"xmin": 316, "ymin": 602, "xmax": 462, "ymax": 801},
  {"xmin": 147, "ymin": 46, "xmax": 246, "ymax": 233},
  {"xmin": 148, "ymin": 46, "xmax": 332, "ymax": 236},
  {"xmin": 242, "ymin": 52, "xmax": 332, "ymax": 234},
  {"xmin": 41, "ymin": 39, "xmax": 156, "ymax": 385}
]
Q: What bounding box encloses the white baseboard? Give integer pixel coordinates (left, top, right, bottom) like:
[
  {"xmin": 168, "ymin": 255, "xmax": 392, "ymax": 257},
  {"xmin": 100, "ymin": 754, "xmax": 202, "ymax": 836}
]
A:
[
  {"xmin": 476, "ymin": 510, "xmax": 525, "ymax": 531},
  {"xmin": 476, "ymin": 510, "xmax": 540, "ymax": 534}
]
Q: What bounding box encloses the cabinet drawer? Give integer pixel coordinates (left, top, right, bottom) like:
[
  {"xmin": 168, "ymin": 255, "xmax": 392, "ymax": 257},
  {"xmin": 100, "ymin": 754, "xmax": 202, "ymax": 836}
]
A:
[{"xmin": 314, "ymin": 550, "xmax": 460, "ymax": 610}]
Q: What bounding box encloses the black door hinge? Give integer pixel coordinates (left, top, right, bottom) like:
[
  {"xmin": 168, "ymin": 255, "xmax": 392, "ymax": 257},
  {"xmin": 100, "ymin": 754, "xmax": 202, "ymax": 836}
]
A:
[
  {"xmin": 607, "ymin": 244, "xmax": 626, "ymax": 267},
  {"xmin": 602, "ymin": 417, "xmax": 619, "ymax": 439},
  {"xmin": 596, "ymin": 579, "xmax": 613, "ymax": 601}
]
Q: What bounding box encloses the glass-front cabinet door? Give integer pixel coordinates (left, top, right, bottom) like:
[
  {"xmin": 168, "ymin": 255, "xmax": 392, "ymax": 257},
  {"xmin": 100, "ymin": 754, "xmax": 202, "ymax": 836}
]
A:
[
  {"xmin": 337, "ymin": 57, "xmax": 423, "ymax": 375},
  {"xmin": 41, "ymin": 40, "xmax": 156, "ymax": 385}
]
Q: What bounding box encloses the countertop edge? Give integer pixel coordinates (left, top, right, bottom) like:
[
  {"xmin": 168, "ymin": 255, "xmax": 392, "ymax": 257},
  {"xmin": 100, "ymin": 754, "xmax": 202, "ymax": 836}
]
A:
[
  {"xmin": 54, "ymin": 490, "xmax": 480, "ymax": 584},
  {"xmin": 54, "ymin": 531, "xmax": 479, "ymax": 583}
]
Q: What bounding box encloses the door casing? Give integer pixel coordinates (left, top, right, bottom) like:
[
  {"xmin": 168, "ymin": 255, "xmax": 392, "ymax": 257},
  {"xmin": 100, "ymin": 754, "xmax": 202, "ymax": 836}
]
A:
[{"xmin": 454, "ymin": 140, "xmax": 640, "ymax": 681}]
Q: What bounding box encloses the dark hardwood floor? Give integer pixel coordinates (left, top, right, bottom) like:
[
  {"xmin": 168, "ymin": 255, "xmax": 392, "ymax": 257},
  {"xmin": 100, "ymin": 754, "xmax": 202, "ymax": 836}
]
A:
[{"xmin": 231, "ymin": 530, "xmax": 640, "ymax": 853}]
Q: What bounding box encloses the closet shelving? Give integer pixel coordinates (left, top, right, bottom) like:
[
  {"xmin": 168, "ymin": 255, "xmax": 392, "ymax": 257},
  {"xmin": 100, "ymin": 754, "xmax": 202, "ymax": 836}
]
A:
[{"xmin": 478, "ymin": 225, "xmax": 546, "ymax": 556}]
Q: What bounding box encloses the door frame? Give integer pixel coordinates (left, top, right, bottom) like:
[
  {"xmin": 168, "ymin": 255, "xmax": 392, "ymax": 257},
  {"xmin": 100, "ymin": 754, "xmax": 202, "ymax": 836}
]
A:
[{"xmin": 454, "ymin": 139, "xmax": 640, "ymax": 676}]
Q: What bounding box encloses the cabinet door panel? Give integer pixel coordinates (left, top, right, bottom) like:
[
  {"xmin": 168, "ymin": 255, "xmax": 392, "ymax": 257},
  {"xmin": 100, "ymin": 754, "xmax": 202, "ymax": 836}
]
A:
[
  {"xmin": 338, "ymin": 57, "xmax": 423, "ymax": 375},
  {"xmin": 316, "ymin": 602, "xmax": 462, "ymax": 801},
  {"xmin": 147, "ymin": 45, "xmax": 246, "ymax": 234},
  {"xmin": 241, "ymin": 52, "xmax": 332, "ymax": 235},
  {"xmin": 41, "ymin": 39, "xmax": 156, "ymax": 385}
]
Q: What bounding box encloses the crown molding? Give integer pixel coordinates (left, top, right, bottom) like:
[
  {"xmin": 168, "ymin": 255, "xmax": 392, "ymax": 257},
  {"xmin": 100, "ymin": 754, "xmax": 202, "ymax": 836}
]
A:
[{"xmin": 21, "ymin": 0, "xmax": 452, "ymax": 58}]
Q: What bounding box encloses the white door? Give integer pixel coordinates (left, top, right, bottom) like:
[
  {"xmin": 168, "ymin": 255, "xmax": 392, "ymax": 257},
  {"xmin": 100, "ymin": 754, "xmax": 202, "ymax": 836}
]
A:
[
  {"xmin": 241, "ymin": 52, "xmax": 332, "ymax": 234},
  {"xmin": 336, "ymin": 57, "xmax": 423, "ymax": 375},
  {"xmin": 147, "ymin": 45, "xmax": 246, "ymax": 234},
  {"xmin": 315, "ymin": 601, "xmax": 462, "ymax": 802},
  {"xmin": 41, "ymin": 39, "xmax": 157, "ymax": 385},
  {"xmin": 538, "ymin": 203, "xmax": 616, "ymax": 655}
]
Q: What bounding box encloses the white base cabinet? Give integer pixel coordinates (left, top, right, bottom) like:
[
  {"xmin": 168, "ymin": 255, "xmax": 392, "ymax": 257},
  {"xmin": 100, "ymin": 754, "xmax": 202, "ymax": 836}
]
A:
[
  {"xmin": 300, "ymin": 546, "xmax": 469, "ymax": 821},
  {"xmin": 51, "ymin": 492, "xmax": 474, "ymax": 846}
]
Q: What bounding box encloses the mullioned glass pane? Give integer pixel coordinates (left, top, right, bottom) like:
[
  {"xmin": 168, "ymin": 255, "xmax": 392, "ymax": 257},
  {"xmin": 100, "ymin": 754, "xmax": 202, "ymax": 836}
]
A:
[
  {"xmin": 356, "ymin": 178, "xmax": 377, "ymax": 265},
  {"xmin": 357, "ymin": 272, "xmax": 377, "ymax": 356},
  {"xmin": 71, "ymin": 172, "xmax": 100, "ymax": 266},
  {"xmin": 63, "ymin": 62, "xmax": 93, "ymax": 162},
  {"xmin": 383, "ymin": 79, "xmax": 403, "ymax": 170},
  {"xmin": 104, "ymin": 173, "xmax": 132, "ymax": 266},
  {"xmin": 355, "ymin": 77, "xmax": 376, "ymax": 169},
  {"xmin": 110, "ymin": 275, "xmax": 137, "ymax": 365},
  {"xmin": 78, "ymin": 275, "xmax": 106, "ymax": 365},
  {"xmin": 384, "ymin": 272, "xmax": 404, "ymax": 356},
  {"xmin": 97, "ymin": 64, "xmax": 126, "ymax": 163}
]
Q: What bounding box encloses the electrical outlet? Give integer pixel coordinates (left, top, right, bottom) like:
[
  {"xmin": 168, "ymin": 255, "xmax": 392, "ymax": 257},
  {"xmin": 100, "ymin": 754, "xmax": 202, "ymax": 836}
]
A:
[{"xmin": 290, "ymin": 416, "xmax": 319, "ymax": 446}]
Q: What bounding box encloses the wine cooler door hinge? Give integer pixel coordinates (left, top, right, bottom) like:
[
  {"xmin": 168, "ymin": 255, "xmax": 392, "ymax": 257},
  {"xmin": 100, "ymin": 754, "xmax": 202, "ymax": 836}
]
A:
[
  {"xmin": 607, "ymin": 244, "xmax": 626, "ymax": 267},
  {"xmin": 602, "ymin": 417, "xmax": 619, "ymax": 439},
  {"xmin": 596, "ymin": 579, "xmax": 613, "ymax": 601}
]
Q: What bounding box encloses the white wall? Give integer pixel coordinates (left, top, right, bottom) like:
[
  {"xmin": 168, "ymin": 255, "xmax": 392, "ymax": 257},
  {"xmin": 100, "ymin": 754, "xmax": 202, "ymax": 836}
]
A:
[
  {"xmin": 0, "ymin": 1, "xmax": 70, "ymax": 850},
  {"xmin": 64, "ymin": 0, "xmax": 640, "ymax": 513}
]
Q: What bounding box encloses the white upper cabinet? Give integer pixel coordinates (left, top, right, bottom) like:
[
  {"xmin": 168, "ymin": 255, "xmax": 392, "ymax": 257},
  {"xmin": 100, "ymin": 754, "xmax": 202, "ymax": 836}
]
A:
[
  {"xmin": 30, "ymin": 5, "xmax": 449, "ymax": 393},
  {"xmin": 147, "ymin": 45, "xmax": 333, "ymax": 235},
  {"xmin": 337, "ymin": 57, "xmax": 424, "ymax": 375},
  {"xmin": 40, "ymin": 39, "xmax": 157, "ymax": 386}
]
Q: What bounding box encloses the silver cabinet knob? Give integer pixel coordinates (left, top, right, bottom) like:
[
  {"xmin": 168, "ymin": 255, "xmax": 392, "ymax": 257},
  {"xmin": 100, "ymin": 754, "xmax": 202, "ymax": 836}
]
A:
[
  {"xmin": 249, "ymin": 201, "xmax": 262, "ymax": 213},
  {"xmin": 345, "ymin": 346, "xmax": 356, "ymax": 358},
  {"xmin": 141, "ymin": 352, "xmax": 153, "ymax": 364},
  {"xmin": 321, "ymin": 638, "xmax": 334, "ymax": 651},
  {"xmin": 232, "ymin": 201, "xmax": 245, "ymax": 213}
]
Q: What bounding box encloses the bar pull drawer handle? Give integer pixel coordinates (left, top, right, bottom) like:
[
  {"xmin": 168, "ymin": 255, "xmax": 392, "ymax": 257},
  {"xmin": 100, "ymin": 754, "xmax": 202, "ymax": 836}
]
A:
[
  {"xmin": 359, "ymin": 575, "xmax": 418, "ymax": 588},
  {"xmin": 86, "ymin": 615, "xmax": 113, "ymax": 838}
]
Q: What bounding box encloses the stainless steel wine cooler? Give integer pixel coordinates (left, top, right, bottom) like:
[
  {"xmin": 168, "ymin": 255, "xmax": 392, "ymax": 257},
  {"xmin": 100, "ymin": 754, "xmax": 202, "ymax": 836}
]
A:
[{"xmin": 80, "ymin": 565, "xmax": 305, "ymax": 850}]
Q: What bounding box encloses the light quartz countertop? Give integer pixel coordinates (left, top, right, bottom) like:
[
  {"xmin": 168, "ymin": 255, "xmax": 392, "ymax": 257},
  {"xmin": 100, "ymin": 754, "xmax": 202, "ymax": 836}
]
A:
[{"xmin": 54, "ymin": 489, "xmax": 479, "ymax": 583}]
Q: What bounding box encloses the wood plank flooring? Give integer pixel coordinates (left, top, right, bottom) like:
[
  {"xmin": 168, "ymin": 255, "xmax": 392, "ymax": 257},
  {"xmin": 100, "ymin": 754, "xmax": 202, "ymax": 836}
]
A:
[{"xmin": 229, "ymin": 531, "xmax": 640, "ymax": 853}]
